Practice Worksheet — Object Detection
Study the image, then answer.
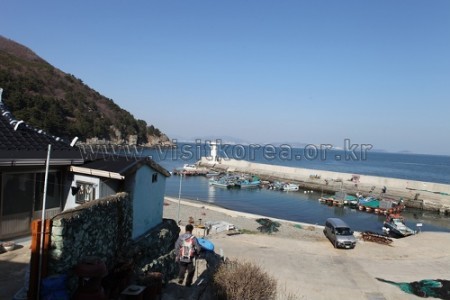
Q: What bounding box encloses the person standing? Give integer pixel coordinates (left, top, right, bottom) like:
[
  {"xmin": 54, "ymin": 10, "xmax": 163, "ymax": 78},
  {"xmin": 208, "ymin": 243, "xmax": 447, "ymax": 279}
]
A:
[{"xmin": 175, "ymin": 224, "xmax": 201, "ymax": 286}]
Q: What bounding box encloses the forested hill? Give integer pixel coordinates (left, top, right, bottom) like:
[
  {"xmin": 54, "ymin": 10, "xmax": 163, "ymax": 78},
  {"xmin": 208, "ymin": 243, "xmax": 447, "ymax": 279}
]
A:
[{"xmin": 0, "ymin": 35, "xmax": 169, "ymax": 146}]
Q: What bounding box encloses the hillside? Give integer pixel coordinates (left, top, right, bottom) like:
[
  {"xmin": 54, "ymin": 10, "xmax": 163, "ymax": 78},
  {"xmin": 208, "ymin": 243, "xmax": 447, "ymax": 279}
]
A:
[{"xmin": 0, "ymin": 35, "xmax": 169, "ymax": 146}]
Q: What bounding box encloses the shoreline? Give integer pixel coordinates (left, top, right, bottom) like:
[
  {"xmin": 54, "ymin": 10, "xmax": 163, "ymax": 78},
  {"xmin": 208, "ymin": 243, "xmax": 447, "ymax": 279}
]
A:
[
  {"xmin": 198, "ymin": 158, "xmax": 450, "ymax": 214},
  {"xmin": 165, "ymin": 196, "xmax": 320, "ymax": 227},
  {"xmin": 164, "ymin": 196, "xmax": 450, "ymax": 299},
  {"xmin": 163, "ymin": 196, "xmax": 325, "ymax": 241}
]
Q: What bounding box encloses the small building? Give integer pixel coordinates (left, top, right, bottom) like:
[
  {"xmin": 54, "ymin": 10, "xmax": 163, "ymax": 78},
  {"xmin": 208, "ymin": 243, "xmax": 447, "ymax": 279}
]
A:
[
  {"xmin": 0, "ymin": 88, "xmax": 171, "ymax": 240},
  {"xmin": 67, "ymin": 157, "xmax": 170, "ymax": 239}
]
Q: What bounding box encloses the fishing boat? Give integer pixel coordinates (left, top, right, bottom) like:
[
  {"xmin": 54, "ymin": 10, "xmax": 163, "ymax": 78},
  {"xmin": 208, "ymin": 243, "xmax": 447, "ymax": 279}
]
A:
[
  {"xmin": 205, "ymin": 171, "xmax": 221, "ymax": 177},
  {"xmin": 281, "ymin": 183, "xmax": 299, "ymax": 192},
  {"xmin": 383, "ymin": 214, "xmax": 416, "ymax": 237},
  {"xmin": 358, "ymin": 197, "xmax": 379, "ymax": 212},
  {"xmin": 173, "ymin": 164, "xmax": 209, "ymax": 175},
  {"xmin": 181, "ymin": 164, "xmax": 198, "ymax": 171},
  {"xmin": 319, "ymin": 191, "xmax": 355, "ymax": 206},
  {"xmin": 209, "ymin": 175, "xmax": 237, "ymax": 188},
  {"xmin": 358, "ymin": 196, "xmax": 405, "ymax": 214},
  {"xmin": 267, "ymin": 181, "xmax": 284, "ymax": 190},
  {"xmin": 236, "ymin": 177, "xmax": 261, "ymax": 189}
]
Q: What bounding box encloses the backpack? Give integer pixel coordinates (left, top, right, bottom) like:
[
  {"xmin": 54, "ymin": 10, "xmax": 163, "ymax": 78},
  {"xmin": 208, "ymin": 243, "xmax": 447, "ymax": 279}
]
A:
[{"xmin": 179, "ymin": 236, "xmax": 196, "ymax": 262}]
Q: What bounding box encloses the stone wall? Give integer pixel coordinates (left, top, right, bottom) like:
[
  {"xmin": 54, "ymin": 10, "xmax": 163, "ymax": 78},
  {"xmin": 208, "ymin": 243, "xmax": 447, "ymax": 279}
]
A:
[{"xmin": 48, "ymin": 192, "xmax": 180, "ymax": 295}]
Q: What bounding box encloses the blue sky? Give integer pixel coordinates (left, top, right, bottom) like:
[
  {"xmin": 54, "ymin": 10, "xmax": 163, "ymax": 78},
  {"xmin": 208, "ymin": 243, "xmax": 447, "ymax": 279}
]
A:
[{"xmin": 2, "ymin": 1, "xmax": 449, "ymax": 155}]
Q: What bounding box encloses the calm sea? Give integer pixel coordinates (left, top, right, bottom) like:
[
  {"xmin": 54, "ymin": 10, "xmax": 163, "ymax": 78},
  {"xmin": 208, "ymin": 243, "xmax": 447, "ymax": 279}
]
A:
[{"xmin": 146, "ymin": 144, "xmax": 450, "ymax": 234}]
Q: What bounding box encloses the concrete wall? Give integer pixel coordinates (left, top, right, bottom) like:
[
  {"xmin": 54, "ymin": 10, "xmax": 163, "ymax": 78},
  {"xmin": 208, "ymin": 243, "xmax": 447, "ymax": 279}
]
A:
[
  {"xmin": 200, "ymin": 158, "xmax": 450, "ymax": 214},
  {"xmin": 48, "ymin": 192, "xmax": 180, "ymax": 295},
  {"xmin": 100, "ymin": 179, "xmax": 120, "ymax": 198},
  {"xmin": 130, "ymin": 165, "xmax": 166, "ymax": 239},
  {"xmin": 65, "ymin": 165, "xmax": 167, "ymax": 239},
  {"xmin": 63, "ymin": 174, "xmax": 100, "ymax": 210}
]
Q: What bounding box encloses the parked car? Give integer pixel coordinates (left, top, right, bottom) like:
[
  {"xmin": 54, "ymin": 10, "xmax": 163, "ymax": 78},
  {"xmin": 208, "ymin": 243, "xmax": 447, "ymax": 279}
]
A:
[{"xmin": 323, "ymin": 218, "xmax": 357, "ymax": 249}]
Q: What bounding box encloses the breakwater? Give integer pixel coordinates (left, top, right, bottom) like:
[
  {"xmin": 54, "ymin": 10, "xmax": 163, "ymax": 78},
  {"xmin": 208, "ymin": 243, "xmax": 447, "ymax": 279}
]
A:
[{"xmin": 198, "ymin": 158, "xmax": 450, "ymax": 214}]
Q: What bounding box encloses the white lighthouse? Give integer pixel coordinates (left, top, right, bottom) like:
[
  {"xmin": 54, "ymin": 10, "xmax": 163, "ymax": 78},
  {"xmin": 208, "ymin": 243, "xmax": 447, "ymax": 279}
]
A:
[{"xmin": 209, "ymin": 141, "xmax": 219, "ymax": 162}]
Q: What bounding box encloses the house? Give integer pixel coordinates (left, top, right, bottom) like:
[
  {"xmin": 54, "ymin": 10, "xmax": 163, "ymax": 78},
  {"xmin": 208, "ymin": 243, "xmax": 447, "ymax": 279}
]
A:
[
  {"xmin": 67, "ymin": 157, "xmax": 170, "ymax": 239},
  {"xmin": 0, "ymin": 88, "xmax": 83, "ymax": 239},
  {"xmin": 0, "ymin": 88, "xmax": 171, "ymax": 240}
]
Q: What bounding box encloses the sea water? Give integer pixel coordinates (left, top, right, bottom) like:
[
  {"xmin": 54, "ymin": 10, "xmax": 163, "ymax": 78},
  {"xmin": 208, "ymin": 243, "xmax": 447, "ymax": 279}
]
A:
[{"xmin": 146, "ymin": 144, "xmax": 450, "ymax": 234}]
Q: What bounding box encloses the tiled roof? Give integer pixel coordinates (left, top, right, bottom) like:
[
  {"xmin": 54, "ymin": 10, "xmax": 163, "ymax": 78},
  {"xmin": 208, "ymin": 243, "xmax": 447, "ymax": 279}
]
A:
[
  {"xmin": 0, "ymin": 88, "xmax": 83, "ymax": 166},
  {"xmin": 72, "ymin": 156, "xmax": 171, "ymax": 178}
]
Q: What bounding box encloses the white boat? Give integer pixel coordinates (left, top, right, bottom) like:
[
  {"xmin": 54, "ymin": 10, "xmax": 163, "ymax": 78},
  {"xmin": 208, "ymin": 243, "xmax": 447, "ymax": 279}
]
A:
[
  {"xmin": 383, "ymin": 214, "xmax": 416, "ymax": 237},
  {"xmin": 174, "ymin": 164, "xmax": 208, "ymax": 175},
  {"xmin": 282, "ymin": 183, "xmax": 299, "ymax": 191},
  {"xmin": 182, "ymin": 164, "xmax": 199, "ymax": 171},
  {"xmin": 268, "ymin": 181, "xmax": 284, "ymax": 190},
  {"xmin": 209, "ymin": 175, "xmax": 237, "ymax": 188},
  {"xmin": 205, "ymin": 171, "xmax": 221, "ymax": 177}
]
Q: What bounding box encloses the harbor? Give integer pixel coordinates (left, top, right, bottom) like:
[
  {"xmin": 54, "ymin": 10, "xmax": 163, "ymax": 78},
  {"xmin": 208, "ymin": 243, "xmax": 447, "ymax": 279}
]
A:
[
  {"xmin": 147, "ymin": 144, "xmax": 450, "ymax": 235},
  {"xmin": 198, "ymin": 157, "xmax": 450, "ymax": 215}
]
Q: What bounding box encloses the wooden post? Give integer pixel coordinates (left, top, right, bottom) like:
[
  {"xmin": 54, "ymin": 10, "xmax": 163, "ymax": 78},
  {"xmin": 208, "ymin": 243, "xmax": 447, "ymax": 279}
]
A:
[
  {"xmin": 41, "ymin": 219, "xmax": 52, "ymax": 279},
  {"xmin": 29, "ymin": 220, "xmax": 41, "ymax": 300},
  {"xmin": 28, "ymin": 219, "xmax": 52, "ymax": 300}
]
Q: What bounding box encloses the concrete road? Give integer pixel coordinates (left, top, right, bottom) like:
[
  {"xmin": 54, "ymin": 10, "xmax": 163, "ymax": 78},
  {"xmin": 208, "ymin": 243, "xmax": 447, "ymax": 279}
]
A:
[{"xmin": 208, "ymin": 231, "xmax": 450, "ymax": 300}]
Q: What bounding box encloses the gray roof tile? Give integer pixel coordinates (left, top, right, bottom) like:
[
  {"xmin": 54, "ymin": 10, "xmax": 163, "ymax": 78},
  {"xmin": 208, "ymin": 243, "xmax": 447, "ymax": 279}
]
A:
[{"xmin": 0, "ymin": 90, "xmax": 83, "ymax": 165}]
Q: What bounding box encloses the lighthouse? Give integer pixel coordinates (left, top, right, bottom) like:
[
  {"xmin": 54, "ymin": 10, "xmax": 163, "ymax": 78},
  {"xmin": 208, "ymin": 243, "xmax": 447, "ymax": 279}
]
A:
[{"xmin": 209, "ymin": 141, "xmax": 219, "ymax": 162}]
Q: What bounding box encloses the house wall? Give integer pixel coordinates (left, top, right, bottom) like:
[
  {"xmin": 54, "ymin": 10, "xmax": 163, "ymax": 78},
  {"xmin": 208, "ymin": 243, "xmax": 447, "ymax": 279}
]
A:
[
  {"xmin": 100, "ymin": 179, "xmax": 120, "ymax": 198},
  {"xmin": 0, "ymin": 167, "xmax": 69, "ymax": 239},
  {"xmin": 64, "ymin": 174, "xmax": 100, "ymax": 210},
  {"xmin": 48, "ymin": 192, "xmax": 180, "ymax": 295},
  {"xmin": 130, "ymin": 165, "xmax": 166, "ymax": 239}
]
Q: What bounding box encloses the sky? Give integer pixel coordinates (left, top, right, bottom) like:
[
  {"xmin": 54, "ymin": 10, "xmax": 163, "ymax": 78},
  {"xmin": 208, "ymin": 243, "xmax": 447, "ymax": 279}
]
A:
[{"xmin": 1, "ymin": 1, "xmax": 449, "ymax": 155}]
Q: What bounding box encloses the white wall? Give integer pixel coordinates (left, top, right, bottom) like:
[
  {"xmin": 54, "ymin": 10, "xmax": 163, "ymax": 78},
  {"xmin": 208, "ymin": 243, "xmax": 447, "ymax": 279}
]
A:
[
  {"xmin": 131, "ymin": 165, "xmax": 166, "ymax": 239},
  {"xmin": 66, "ymin": 166, "xmax": 167, "ymax": 238},
  {"xmin": 64, "ymin": 175, "xmax": 100, "ymax": 210}
]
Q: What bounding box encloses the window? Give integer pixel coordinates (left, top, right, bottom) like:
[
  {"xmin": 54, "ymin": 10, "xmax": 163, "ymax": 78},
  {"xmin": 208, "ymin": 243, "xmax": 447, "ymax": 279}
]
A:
[
  {"xmin": 2, "ymin": 173, "xmax": 34, "ymax": 215},
  {"xmin": 34, "ymin": 172, "xmax": 61, "ymax": 211},
  {"xmin": 152, "ymin": 173, "xmax": 158, "ymax": 183},
  {"xmin": 75, "ymin": 182, "xmax": 96, "ymax": 204}
]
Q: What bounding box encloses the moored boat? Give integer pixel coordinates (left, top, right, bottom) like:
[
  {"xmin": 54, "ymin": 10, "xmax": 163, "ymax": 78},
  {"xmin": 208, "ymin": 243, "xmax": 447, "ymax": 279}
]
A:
[
  {"xmin": 357, "ymin": 196, "xmax": 405, "ymax": 214},
  {"xmin": 236, "ymin": 176, "xmax": 261, "ymax": 189},
  {"xmin": 383, "ymin": 214, "xmax": 416, "ymax": 237},
  {"xmin": 358, "ymin": 197, "xmax": 379, "ymax": 212},
  {"xmin": 205, "ymin": 171, "xmax": 222, "ymax": 177},
  {"xmin": 209, "ymin": 174, "xmax": 237, "ymax": 188},
  {"xmin": 174, "ymin": 164, "xmax": 209, "ymax": 175},
  {"xmin": 267, "ymin": 181, "xmax": 284, "ymax": 190},
  {"xmin": 319, "ymin": 191, "xmax": 354, "ymax": 206},
  {"xmin": 281, "ymin": 183, "xmax": 299, "ymax": 192}
]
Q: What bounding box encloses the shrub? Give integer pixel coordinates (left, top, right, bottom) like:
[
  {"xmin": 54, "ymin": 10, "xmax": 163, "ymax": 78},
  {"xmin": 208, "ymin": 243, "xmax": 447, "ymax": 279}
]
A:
[
  {"xmin": 256, "ymin": 218, "xmax": 281, "ymax": 234},
  {"xmin": 213, "ymin": 259, "xmax": 277, "ymax": 300}
]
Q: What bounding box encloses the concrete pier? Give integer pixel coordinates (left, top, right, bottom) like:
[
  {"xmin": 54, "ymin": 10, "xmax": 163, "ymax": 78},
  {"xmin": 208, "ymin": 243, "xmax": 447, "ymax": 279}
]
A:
[{"xmin": 199, "ymin": 158, "xmax": 450, "ymax": 214}]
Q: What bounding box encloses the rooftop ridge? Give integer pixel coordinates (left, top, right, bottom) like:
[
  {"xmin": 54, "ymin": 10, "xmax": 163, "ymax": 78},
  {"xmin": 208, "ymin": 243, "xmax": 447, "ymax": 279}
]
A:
[
  {"xmin": 0, "ymin": 88, "xmax": 83, "ymax": 165},
  {"xmin": 0, "ymin": 87, "xmax": 71, "ymax": 145}
]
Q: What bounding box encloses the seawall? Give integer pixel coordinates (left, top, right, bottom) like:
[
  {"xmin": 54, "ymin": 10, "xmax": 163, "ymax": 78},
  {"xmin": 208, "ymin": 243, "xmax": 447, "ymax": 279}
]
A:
[{"xmin": 198, "ymin": 158, "xmax": 450, "ymax": 214}]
